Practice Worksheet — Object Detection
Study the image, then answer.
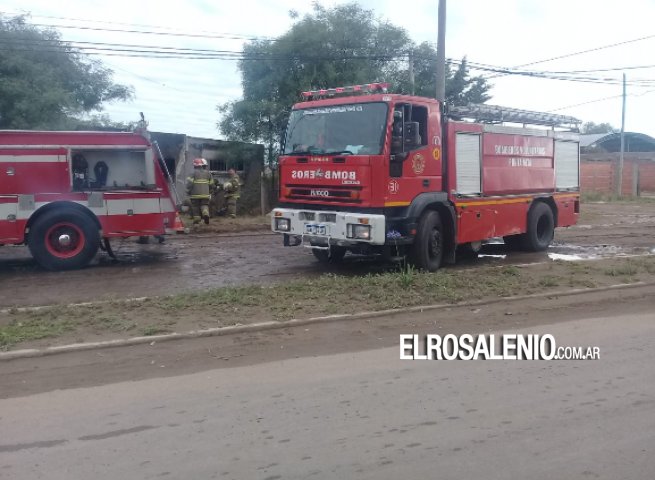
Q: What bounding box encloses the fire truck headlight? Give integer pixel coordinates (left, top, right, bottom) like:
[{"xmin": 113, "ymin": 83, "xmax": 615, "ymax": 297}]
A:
[
  {"xmin": 275, "ymin": 218, "xmax": 290, "ymax": 232},
  {"xmin": 347, "ymin": 224, "xmax": 371, "ymax": 240}
]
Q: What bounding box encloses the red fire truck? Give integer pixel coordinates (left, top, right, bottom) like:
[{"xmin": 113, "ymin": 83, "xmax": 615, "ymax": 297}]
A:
[
  {"xmin": 0, "ymin": 129, "xmax": 178, "ymax": 270},
  {"xmin": 271, "ymin": 83, "xmax": 581, "ymax": 271}
]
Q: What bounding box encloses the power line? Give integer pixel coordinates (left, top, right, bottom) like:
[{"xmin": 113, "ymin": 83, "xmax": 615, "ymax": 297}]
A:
[
  {"xmin": 549, "ymin": 89, "xmax": 655, "ymax": 112},
  {"xmin": 483, "ymin": 33, "xmax": 655, "ymax": 80},
  {"xmin": 450, "ymin": 59, "xmax": 655, "ymax": 87},
  {"xmin": 4, "ymin": 39, "xmax": 655, "ymax": 88},
  {"xmin": 27, "ymin": 22, "xmax": 271, "ymax": 42},
  {"xmin": 515, "ymin": 34, "xmax": 655, "ymax": 69},
  {"xmin": 0, "ymin": 11, "xmax": 274, "ymax": 39},
  {"xmin": 543, "ymin": 64, "xmax": 655, "ymax": 74},
  {"xmin": 4, "ymin": 25, "xmax": 655, "ymax": 88},
  {"xmin": 548, "ymin": 95, "xmax": 624, "ymax": 112}
]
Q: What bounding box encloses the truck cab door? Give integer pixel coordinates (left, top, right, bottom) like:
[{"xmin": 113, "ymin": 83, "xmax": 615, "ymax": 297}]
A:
[{"xmin": 388, "ymin": 103, "xmax": 439, "ymax": 203}]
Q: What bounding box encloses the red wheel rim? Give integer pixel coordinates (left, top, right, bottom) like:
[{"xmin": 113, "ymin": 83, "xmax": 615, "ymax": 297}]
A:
[{"xmin": 44, "ymin": 222, "xmax": 85, "ymax": 259}]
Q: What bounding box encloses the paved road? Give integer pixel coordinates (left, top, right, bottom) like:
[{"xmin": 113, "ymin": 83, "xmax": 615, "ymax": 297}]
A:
[{"xmin": 1, "ymin": 295, "xmax": 653, "ymax": 479}]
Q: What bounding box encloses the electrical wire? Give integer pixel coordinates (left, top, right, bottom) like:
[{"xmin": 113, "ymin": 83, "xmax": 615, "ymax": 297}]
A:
[
  {"xmin": 483, "ymin": 34, "xmax": 655, "ymax": 80},
  {"xmin": 3, "ymin": 18, "xmax": 655, "ymax": 88},
  {"xmin": 0, "ymin": 11, "xmax": 274, "ymax": 40}
]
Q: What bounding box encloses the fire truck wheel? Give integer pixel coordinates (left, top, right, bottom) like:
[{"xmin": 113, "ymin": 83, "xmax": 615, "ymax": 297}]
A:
[
  {"xmin": 411, "ymin": 210, "xmax": 443, "ymax": 272},
  {"xmin": 522, "ymin": 202, "xmax": 554, "ymax": 252},
  {"xmin": 312, "ymin": 246, "xmax": 347, "ymax": 263},
  {"xmin": 28, "ymin": 210, "xmax": 100, "ymax": 271}
]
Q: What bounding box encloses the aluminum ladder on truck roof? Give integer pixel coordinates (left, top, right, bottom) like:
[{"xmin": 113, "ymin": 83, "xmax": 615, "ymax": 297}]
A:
[{"xmin": 447, "ymin": 104, "xmax": 581, "ymax": 130}]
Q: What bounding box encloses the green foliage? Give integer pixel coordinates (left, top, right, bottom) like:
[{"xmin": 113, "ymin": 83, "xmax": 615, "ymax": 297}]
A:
[
  {"xmin": 218, "ymin": 3, "xmax": 491, "ymax": 157},
  {"xmin": 391, "ymin": 45, "xmax": 491, "ymax": 105},
  {"xmin": 0, "ymin": 15, "xmax": 132, "ymax": 130},
  {"xmin": 581, "ymin": 121, "xmax": 617, "ymax": 134}
]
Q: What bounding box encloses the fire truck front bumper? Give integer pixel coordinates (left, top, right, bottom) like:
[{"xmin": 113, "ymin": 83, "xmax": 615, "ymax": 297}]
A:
[{"xmin": 271, "ymin": 208, "xmax": 386, "ymax": 246}]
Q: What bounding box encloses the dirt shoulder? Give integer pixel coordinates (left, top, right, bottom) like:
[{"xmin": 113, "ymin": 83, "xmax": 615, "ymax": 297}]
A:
[
  {"xmin": 1, "ymin": 254, "xmax": 654, "ymax": 351},
  {"xmin": 1, "ymin": 200, "xmax": 653, "ymax": 310}
]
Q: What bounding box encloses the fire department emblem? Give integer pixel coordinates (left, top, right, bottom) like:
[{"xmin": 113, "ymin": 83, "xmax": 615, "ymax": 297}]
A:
[
  {"xmin": 411, "ymin": 153, "xmax": 425, "ymax": 175},
  {"xmin": 315, "ymin": 168, "xmax": 324, "ymax": 178},
  {"xmin": 388, "ymin": 179, "xmax": 399, "ymax": 195},
  {"xmin": 432, "ymin": 147, "xmax": 441, "ymax": 161}
]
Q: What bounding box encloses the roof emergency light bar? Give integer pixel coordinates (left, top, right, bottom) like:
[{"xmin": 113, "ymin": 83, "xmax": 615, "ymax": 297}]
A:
[
  {"xmin": 301, "ymin": 82, "xmax": 390, "ymax": 100},
  {"xmin": 448, "ymin": 104, "xmax": 581, "ymax": 129}
]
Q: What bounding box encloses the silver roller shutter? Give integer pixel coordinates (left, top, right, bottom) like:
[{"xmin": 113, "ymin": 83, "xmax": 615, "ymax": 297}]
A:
[
  {"xmin": 555, "ymin": 140, "xmax": 579, "ymax": 190},
  {"xmin": 456, "ymin": 133, "xmax": 481, "ymax": 195}
]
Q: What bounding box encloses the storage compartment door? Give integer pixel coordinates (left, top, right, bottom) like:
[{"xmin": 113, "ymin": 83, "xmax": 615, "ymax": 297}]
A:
[
  {"xmin": 555, "ymin": 140, "xmax": 579, "ymax": 190},
  {"xmin": 0, "ymin": 196, "xmax": 19, "ymax": 243},
  {"xmin": 455, "ymin": 133, "xmax": 481, "ymax": 195}
]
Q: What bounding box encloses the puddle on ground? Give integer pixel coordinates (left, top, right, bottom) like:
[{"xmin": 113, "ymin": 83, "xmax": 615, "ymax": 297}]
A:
[
  {"xmin": 548, "ymin": 253, "xmax": 584, "ymax": 261},
  {"xmin": 476, "ymin": 240, "xmax": 653, "ymax": 266}
]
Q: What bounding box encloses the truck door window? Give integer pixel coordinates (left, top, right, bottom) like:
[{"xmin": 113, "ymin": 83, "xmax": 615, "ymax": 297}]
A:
[{"xmin": 392, "ymin": 104, "xmax": 428, "ymax": 153}]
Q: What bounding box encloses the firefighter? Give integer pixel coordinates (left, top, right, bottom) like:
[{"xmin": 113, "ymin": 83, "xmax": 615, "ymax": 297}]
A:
[
  {"xmin": 222, "ymin": 167, "xmax": 241, "ymax": 218},
  {"xmin": 186, "ymin": 158, "xmax": 216, "ymax": 225}
]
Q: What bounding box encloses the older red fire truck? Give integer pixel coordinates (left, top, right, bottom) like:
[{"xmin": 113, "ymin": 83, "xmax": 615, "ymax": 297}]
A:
[
  {"xmin": 0, "ymin": 129, "xmax": 177, "ymax": 270},
  {"xmin": 271, "ymin": 83, "xmax": 580, "ymax": 271}
]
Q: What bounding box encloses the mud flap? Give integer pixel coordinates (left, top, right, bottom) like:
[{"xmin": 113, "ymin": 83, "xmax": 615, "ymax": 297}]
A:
[{"xmin": 102, "ymin": 238, "xmax": 117, "ymax": 259}]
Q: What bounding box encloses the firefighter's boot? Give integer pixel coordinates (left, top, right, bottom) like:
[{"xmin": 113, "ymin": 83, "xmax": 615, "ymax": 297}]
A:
[{"xmin": 201, "ymin": 203, "xmax": 210, "ymax": 224}]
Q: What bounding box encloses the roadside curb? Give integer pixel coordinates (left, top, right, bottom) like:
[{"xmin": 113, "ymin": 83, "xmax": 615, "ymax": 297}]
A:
[{"xmin": 1, "ymin": 281, "xmax": 652, "ymax": 361}]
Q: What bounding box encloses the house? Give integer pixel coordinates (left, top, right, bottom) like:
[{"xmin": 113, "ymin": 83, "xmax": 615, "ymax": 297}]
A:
[{"xmin": 151, "ymin": 133, "xmax": 265, "ymax": 214}]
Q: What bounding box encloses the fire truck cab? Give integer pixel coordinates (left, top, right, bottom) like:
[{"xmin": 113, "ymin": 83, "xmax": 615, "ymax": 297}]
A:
[
  {"xmin": 272, "ymin": 83, "xmax": 581, "ymax": 271},
  {"xmin": 0, "ymin": 130, "xmax": 177, "ymax": 270}
]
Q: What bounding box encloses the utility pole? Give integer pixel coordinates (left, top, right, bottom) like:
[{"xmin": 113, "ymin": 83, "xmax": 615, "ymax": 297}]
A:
[
  {"xmin": 409, "ymin": 51, "xmax": 415, "ymax": 95},
  {"xmin": 617, "ymin": 73, "xmax": 626, "ymax": 196},
  {"xmin": 435, "ymin": 0, "xmax": 447, "ymax": 102}
]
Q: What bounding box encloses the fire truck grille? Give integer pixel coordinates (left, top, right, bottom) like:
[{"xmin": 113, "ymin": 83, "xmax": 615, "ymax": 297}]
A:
[{"xmin": 287, "ymin": 186, "xmax": 362, "ymax": 203}]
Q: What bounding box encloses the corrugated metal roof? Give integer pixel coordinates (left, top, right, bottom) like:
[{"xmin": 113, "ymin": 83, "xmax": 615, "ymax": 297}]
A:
[
  {"xmin": 580, "ymin": 132, "xmax": 655, "ymax": 152},
  {"xmin": 579, "ymin": 133, "xmax": 610, "ymax": 147}
]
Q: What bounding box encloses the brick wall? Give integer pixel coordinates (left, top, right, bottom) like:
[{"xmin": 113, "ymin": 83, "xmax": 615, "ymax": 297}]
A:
[{"xmin": 581, "ymin": 153, "xmax": 655, "ymax": 194}]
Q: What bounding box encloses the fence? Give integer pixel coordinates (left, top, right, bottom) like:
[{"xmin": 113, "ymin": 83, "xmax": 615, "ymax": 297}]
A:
[{"xmin": 581, "ymin": 154, "xmax": 655, "ymax": 195}]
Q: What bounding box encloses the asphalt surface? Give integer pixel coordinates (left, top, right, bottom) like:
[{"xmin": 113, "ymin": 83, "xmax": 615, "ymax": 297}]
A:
[{"xmin": 1, "ymin": 291, "xmax": 653, "ymax": 479}]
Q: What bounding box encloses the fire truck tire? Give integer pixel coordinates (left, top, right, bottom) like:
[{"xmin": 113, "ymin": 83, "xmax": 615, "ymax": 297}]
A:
[
  {"xmin": 312, "ymin": 246, "xmax": 347, "ymax": 263},
  {"xmin": 522, "ymin": 202, "xmax": 554, "ymax": 252},
  {"xmin": 28, "ymin": 210, "xmax": 100, "ymax": 270},
  {"xmin": 410, "ymin": 210, "xmax": 443, "ymax": 272}
]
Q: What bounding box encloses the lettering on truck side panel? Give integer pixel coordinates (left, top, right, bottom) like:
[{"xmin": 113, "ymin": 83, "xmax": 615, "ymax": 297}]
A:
[{"xmin": 494, "ymin": 145, "xmax": 547, "ymax": 156}]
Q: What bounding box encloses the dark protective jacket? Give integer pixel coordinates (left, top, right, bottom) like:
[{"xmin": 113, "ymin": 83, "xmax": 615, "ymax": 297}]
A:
[{"xmin": 186, "ymin": 168, "xmax": 214, "ymax": 199}]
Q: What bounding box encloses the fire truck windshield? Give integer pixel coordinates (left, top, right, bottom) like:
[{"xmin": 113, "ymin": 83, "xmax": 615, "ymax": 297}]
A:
[{"xmin": 283, "ymin": 102, "xmax": 388, "ymax": 155}]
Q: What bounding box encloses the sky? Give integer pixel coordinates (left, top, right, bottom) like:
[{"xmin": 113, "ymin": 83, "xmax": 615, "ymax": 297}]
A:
[{"xmin": 4, "ymin": 0, "xmax": 655, "ymax": 139}]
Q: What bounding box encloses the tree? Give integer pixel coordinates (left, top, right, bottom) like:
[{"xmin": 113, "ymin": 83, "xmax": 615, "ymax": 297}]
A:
[
  {"xmin": 390, "ymin": 43, "xmax": 491, "ymax": 105},
  {"xmin": 0, "ymin": 15, "xmax": 132, "ymax": 130},
  {"xmin": 218, "ymin": 3, "xmax": 491, "ymax": 162},
  {"xmin": 581, "ymin": 122, "xmax": 617, "ymax": 134}
]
